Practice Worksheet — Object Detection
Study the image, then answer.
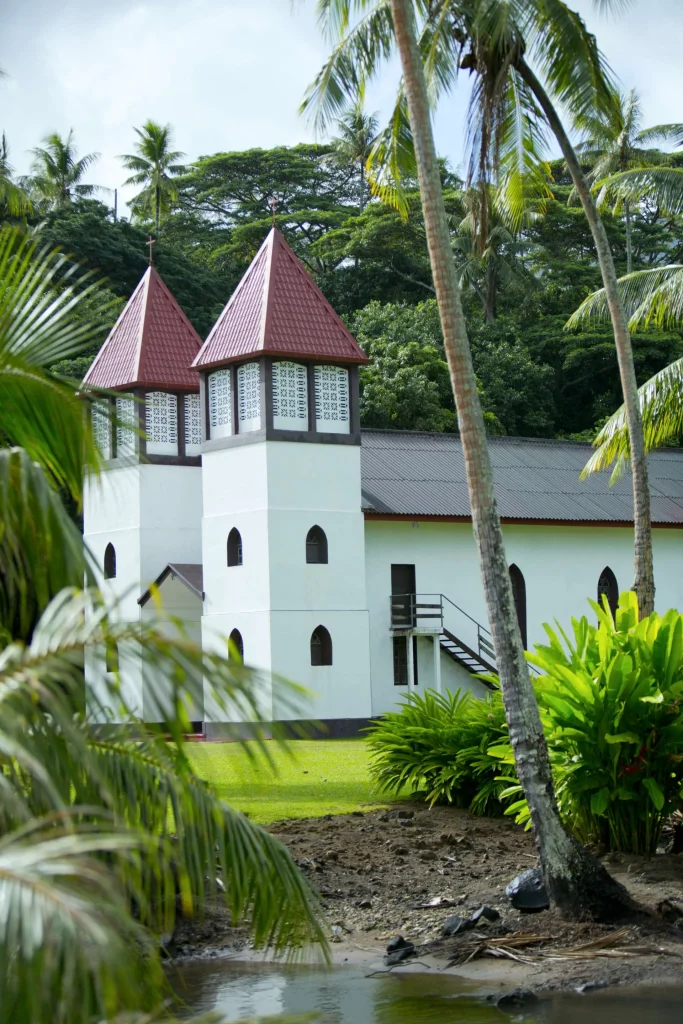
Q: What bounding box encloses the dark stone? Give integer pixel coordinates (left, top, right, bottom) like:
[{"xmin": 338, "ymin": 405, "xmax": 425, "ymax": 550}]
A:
[
  {"xmin": 351, "ymin": 810, "xmax": 363, "ymax": 817},
  {"xmin": 399, "ymin": 819, "xmax": 415, "ymax": 827},
  {"xmin": 470, "ymin": 905, "xmax": 500, "ymax": 924},
  {"xmin": 357, "ymin": 899, "xmax": 372, "ymax": 909},
  {"xmin": 576, "ymin": 981, "xmax": 609, "ymax": 994},
  {"xmin": 419, "ymin": 850, "xmax": 437, "ymax": 862},
  {"xmin": 495, "ymin": 989, "xmax": 539, "ymax": 1009},
  {"xmin": 505, "ymin": 867, "xmax": 550, "ymax": 912},
  {"xmin": 441, "ymin": 915, "xmax": 474, "ymax": 937},
  {"xmin": 386, "ymin": 934, "xmax": 411, "ymax": 953},
  {"xmin": 384, "ymin": 945, "xmax": 416, "ymax": 966}
]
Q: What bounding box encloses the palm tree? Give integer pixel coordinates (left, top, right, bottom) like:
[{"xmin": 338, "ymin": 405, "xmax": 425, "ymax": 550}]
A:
[
  {"xmin": 0, "ymin": 134, "xmax": 30, "ymax": 218},
  {"xmin": 121, "ymin": 121, "xmax": 186, "ymax": 232},
  {"xmin": 574, "ymin": 89, "xmax": 680, "ymax": 273},
  {"xmin": 0, "ymin": 226, "xmax": 328, "ymax": 1021},
  {"xmin": 454, "ymin": 186, "xmax": 540, "ymax": 323},
  {"xmin": 304, "ymin": 0, "xmax": 634, "ymax": 921},
  {"xmin": 331, "ymin": 103, "xmax": 379, "ymax": 212},
  {"xmin": 568, "ymin": 262, "xmax": 683, "ymax": 475},
  {"xmin": 304, "ymin": 0, "xmax": 655, "ymax": 620},
  {"xmin": 28, "ymin": 130, "xmax": 99, "ymax": 210}
]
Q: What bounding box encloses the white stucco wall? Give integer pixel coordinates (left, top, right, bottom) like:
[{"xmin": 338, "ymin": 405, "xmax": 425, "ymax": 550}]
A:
[
  {"xmin": 83, "ymin": 463, "xmax": 202, "ymax": 718},
  {"xmin": 364, "ymin": 518, "xmax": 683, "ymax": 716},
  {"xmin": 140, "ymin": 575, "xmax": 203, "ymax": 723},
  {"xmin": 200, "ymin": 440, "xmax": 371, "ymax": 724}
]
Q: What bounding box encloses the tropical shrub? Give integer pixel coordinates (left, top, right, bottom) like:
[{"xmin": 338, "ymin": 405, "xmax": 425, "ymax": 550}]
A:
[
  {"xmin": 366, "ymin": 688, "xmax": 511, "ymax": 814},
  {"xmin": 370, "ymin": 594, "xmax": 683, "ymax": 857},
  {"xmin": 529, "ymin": 592, "xmax": 683, "ymax": 856}
]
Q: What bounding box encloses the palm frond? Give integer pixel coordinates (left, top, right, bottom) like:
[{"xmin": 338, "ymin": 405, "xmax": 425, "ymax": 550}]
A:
[
  {"xmin": 582, "ymin": 355, "xmax": 683, "ymax": 479},
  {"xmin": 0, "ymin": 449, "xmax": 94, "ymax": 642},
  {"xmin": 637, "ymin": 123, "xmax": 683, "ymax": 147},
  {"xmin": 597, "ymin": 167, "xmax": 683, "ymax": 216},
  {"xmin": 301, "ymin": 1, "xmax": 395, "ymax": 133},
  {"xmin": 0, "ymin": 227, "xmax": 119, "ymax": 498},
  {"xmin": 0, "ymin": 588, "xmax": 329, "ymax": 956},
  {"xmin": 567, "ymin": 265, "xmax": 683, "ymax": 332},
  {"xmin": 0, "ymin": 818, "xmax": 161, "ymax": 1024}
]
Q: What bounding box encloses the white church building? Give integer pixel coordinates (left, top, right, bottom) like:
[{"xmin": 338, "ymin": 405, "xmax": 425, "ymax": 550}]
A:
[{"xmin": 83, "ymin": 228, "xmax": 683, "ymax": 736}]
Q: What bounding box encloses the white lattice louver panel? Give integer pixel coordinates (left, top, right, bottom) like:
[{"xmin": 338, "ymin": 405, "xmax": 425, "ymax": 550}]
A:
[
  {"xmin": 208, "ymin": 369, "xmax": 232, "ymax": 440},
  {"xmin": 237, "ymin": 362, "xmax": 261, "ymax": 433},
  {"xmin": 314, "ymin": 365, "xmax": 350, "ymax": 434},
  {"xmin": 184, "ymin": 393, "xmax": 203, "ymax": 455},
  {"xmin": 272, "ymin": 361, "xmax": 308, "ymax": 431},
  {"xmin": 115, "ymin": 397, "xmax": 136, "ymax": 458},
  {"xmin": 92, "ymin": 401, "xmax": 111, "ymax": 460},
  {"xmin": 145, "ymin": 391, "xmax": 178, "ymax": 456}
]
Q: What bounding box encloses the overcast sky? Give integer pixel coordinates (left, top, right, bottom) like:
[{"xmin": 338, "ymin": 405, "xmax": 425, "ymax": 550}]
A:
[{"xmin": 1, "ymin": 0, "xmax": 681, "ymax": 213}]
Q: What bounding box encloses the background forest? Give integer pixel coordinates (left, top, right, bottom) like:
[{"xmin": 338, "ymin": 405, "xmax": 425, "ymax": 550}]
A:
[{"xmin": 6, "ymin": 127, "xmax": 683, "ymax": 440}]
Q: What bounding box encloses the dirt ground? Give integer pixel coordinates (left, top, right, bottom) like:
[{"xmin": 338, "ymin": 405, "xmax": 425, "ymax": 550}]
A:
[{"xmin": 172, "ymin": 803, "xmax": 683, "ymax": 993}]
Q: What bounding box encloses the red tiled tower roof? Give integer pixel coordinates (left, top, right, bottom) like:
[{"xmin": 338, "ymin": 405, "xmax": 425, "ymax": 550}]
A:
[
  {"xmin": 192, "ymin": 228, "xmax": 369, "ymax": 370},
  {"xmin": 83, "ymin": 267, "xmax": 202, "ymax": 391}
]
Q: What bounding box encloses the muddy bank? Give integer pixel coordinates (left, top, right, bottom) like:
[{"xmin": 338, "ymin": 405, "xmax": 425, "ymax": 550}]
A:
[{"xmin": 171, "ymin": 803, "xmax": 683, "ymax": 993}]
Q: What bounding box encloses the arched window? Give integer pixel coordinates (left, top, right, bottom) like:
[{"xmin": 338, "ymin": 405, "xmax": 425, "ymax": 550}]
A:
[
  {"xmin": 598, "ymin": 567, "xmax": 619, "ymax": 617},
  {"xmin": 509, "ymin": 564, "xmax": 527, "ymax": 649},
  {"xmin": 105, "ymin": 640, "xmax": 119, "ymax": 674},
  {"xmin": 310, "ymin": 626, "xmax": 332, "ymax": 666},
  {"xmin": 229, "ymin": 628, "xmax": 244, "ymax": 662},
  {"xmin": 227, "ymin": 528, "xmax": 243, "ymax": 567},
  {"xmin": 104, "ymin": 543, "xmax": 116, "ymax": 580},
  {"xmin": 306, "ymin": 525, "xmax": 328, "ymax": 564}
]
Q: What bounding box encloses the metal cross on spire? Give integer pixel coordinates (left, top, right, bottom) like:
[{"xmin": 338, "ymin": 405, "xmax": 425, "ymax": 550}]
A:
[
  {"xmin": 147, "ymin": 235, "xmax": 156, "ymax": 266},
  {"xmin": 268, "ymin": 195, "xmax": 279, "ymax": 226}
]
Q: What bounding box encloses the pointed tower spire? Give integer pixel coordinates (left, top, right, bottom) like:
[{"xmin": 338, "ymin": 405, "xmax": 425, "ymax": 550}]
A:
[
  {"xmin": 192, "ymin": 228, "xmax": 369, "ymax": 371},
  {"xmin": 84, "ymin": 266, "xmax": 202, "ymax": 391}
]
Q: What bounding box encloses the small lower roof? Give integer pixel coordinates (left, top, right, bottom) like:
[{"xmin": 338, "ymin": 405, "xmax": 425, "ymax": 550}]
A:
[
  {"xmin": 138, "ymin": 563, "xmax": 204, "ymax": 606},
  {"xmin": 360, "ymin": 430, "xmax": 683, "ymax": 525}
]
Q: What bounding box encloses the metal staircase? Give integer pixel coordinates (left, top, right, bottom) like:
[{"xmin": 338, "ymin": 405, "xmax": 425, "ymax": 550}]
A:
[{"xmin": 390, "ymin": 592, "xmax": 498, "ymax": 679}]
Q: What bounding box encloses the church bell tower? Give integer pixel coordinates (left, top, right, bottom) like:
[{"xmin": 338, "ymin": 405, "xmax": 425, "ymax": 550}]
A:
[
  {"xmin": 82, "ymin": 265, "xmax": 204, "ymax": 716},
  {"xmin": 192, "ymin": 228, "xmax": 372, "ymax": 733}
]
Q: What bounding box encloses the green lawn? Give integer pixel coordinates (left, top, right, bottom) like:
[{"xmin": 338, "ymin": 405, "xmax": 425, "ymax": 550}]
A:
[{"xmin": 188, "ymin": 739, "xmax": 395, "ymax": 824}]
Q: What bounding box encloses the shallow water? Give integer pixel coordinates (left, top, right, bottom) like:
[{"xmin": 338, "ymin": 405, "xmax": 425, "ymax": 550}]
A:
[{"xmin": 170, "ymin": 959, "xmax": 683, "ymax": 1023}]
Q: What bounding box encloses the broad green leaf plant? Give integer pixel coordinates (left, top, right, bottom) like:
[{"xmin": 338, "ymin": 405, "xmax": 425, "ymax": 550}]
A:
[
  {"xmin": 0, "ymin": 225, "xmax": 328, "ymax": 1023},
  {"xmin": 500, "ymin": 592, "xmax": 683, "ymax": 855}
]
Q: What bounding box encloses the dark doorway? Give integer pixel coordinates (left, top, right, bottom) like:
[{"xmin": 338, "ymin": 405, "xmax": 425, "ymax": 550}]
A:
[
  {"xmin": 509, "ymin": 564, "xmax": 527, "ymax": 649},
  {"xmin": 306, "ymin": 525, "xmax": 328, "ymax": 564},
  {"xmin": 597, "ymin": 567, "xmax": 619, "ymax": 618},
  {"xmin": 391, "ymin": 564, "xmax": 416, "ymax": 628}
]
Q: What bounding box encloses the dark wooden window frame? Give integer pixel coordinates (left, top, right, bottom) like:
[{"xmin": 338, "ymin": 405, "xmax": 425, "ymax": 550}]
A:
[
  {"xmin": 509, "ymin": 563, "xmax": 527, "ymax": 649},
  {"xmin": 104, "ymin": 542, "xmax": 117, "ymax": 580},
  {"xmin": 306, "ymin": 525, "xmax": 328, "ymax": 564},
  {"xmin": 227, "ymin": 528, "xmax": 243, "ymax": 567},
  {"xmin": 310, "ymin": 625, "xmax": 333, "ymax": 666},
  {"xmin": 597, "ymin": 566, "xmax": 619, "ymax": 617},
  {"xmin": 229, "ymin": 628, "xmax": 244, "ymax": 661}
]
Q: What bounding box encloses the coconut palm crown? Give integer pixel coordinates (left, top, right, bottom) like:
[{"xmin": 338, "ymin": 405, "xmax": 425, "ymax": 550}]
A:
[{"xmin": 121, "ymin": 120, "xmax": 186, "ymax": 232}]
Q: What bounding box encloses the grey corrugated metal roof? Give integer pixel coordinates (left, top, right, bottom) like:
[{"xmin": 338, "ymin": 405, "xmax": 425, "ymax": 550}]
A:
[
  {"xmin": 138, "ymin": 563, "xmax": 204, "ymax": 605},
  {"xmin": 360, "ymin": 430, "xmax": 683, "ymax": 524}
]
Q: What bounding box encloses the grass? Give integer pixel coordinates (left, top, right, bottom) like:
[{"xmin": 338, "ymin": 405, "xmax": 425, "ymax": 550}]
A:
[{"xmin": 188, "ymin": 739, "xmax": 395, "ymax": 825}]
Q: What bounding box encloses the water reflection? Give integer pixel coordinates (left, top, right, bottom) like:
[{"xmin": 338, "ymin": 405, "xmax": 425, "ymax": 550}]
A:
[{"xmin": 169, "ymin": 959, "xmax": 683, "ymax": 1024}]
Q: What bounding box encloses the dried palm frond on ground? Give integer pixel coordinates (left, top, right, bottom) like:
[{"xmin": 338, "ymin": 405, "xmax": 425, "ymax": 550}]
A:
[{"xmin": 447, "ymin": 927, "xmax": 683, "ymax": 967}]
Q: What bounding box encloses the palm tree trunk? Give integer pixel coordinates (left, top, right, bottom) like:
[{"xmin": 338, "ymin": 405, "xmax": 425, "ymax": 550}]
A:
[
  {"xmin": 155, "ymin": 183, "xmax": 160, "ymax": 234},
  {"xmin": 388, "ymin": 0, "xmax": 634, "ymax": 920},
  {"xmin": 517, "ymin": 60, "xmax": 654, "ymax": 618},
  {"xmin": 625, "ymin": 200, "xmax": 633, "ymax": 275}
]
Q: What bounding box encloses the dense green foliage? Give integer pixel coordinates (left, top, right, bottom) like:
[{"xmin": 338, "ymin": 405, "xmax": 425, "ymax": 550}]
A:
[
  {"xmin": 3, "ymin": 129, "xmax": 681, "ymax": 439},
  {"xmin": 366, "ymin": 688, "xmax": 511, "ymax": 815},
  {"xmin": 531, "ymin": 592, "xmax": 683, "ymax": 855},
  {"xmin": 368, "ymin": 594, "xmax": 683, "ymax": 856}
]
